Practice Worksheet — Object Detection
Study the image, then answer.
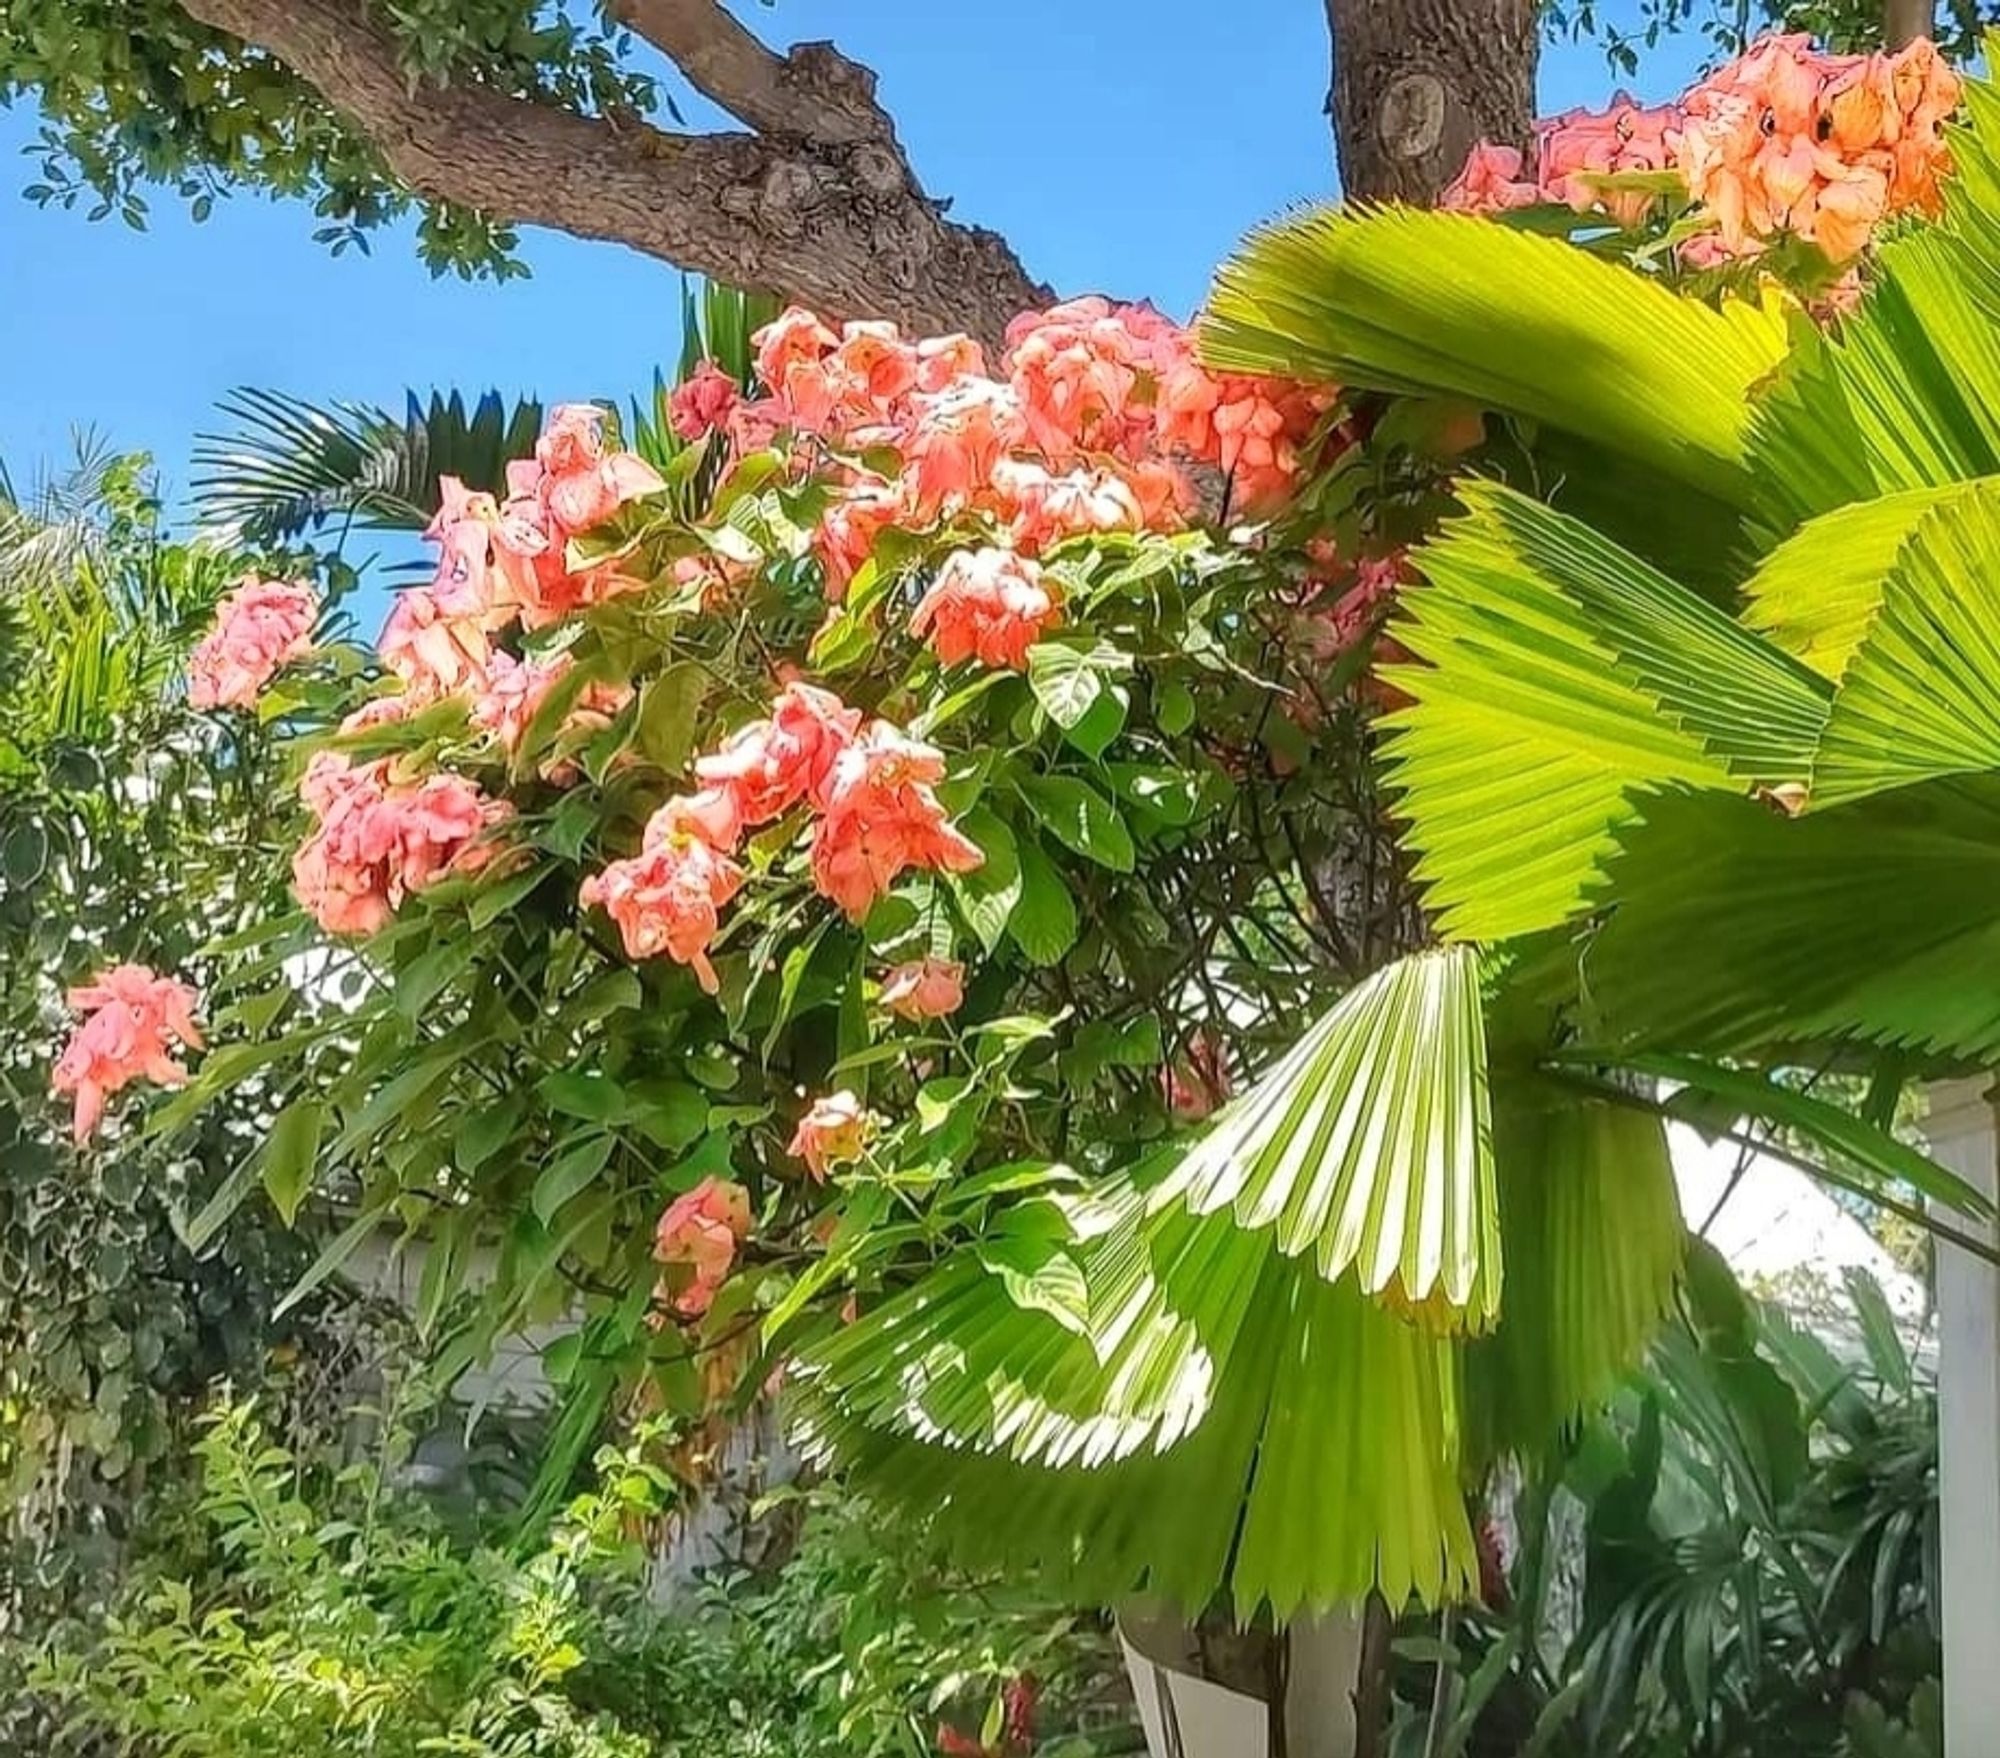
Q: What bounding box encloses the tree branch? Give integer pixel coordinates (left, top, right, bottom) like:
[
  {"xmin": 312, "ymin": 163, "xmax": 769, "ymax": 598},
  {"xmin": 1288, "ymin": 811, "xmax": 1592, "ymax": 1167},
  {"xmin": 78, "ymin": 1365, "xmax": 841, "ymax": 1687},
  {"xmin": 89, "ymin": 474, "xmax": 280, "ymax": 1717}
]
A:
[
  {"xmin": 177, "ymin": 0, "xmax": 1048, "ymax": 346},
  {"xmin": 610, "ymin": 0, "xmax": 891, "ymax": 145}
]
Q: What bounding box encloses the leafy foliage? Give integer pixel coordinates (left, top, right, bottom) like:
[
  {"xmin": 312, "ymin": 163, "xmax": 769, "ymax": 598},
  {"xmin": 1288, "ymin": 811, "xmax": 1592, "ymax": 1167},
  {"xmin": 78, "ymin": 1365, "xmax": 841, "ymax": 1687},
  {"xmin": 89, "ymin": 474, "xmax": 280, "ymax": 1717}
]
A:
[
  {"xmin": 0, "ymin": 1, "xmax": 652, "ymax": 278},
  {"xmin": 37, "ymin": 1397, "xmax": 1137, "ymax": 1758},
  {"xmin": 1386, "ymin": 1254, "xmax": 1941, "ymax": 1758}
]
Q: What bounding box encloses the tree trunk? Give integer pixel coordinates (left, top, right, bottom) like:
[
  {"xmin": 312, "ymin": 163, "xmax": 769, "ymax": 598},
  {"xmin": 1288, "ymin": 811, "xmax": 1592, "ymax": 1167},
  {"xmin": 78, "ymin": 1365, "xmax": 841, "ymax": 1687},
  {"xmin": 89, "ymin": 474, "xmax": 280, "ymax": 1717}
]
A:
[
  {"xmin": 1883, "ymin": 0, "xmax": 1933, "ymax": 48},
  {"xmin": 1323, "ymin": 0, "xmax": 1539, "ymax": 204}
]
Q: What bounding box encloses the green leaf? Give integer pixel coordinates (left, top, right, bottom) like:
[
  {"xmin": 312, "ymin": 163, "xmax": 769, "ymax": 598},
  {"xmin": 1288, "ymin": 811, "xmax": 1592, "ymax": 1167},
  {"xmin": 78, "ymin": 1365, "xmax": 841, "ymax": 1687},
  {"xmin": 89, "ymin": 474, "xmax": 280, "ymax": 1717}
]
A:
[
  {"xmin": 539, "ymin": 1068, "xmax": 626, "ymax": 1124},
  {"xmin": 455, "ymin": 1093, "xmax": 526, "ymax": 1174},
  {"xmin": 532, "ymin": 1134, "xmax": 615, "ymax": 1224},
  {"xmin": 274, "ymin": 1208, "xmax": 388, "ymax": 1319},
  {"xmin": 1027, "ymin": 640, "xmax": 1131, "ymax": 755},
  {"xmin": 468, "ymin": 860, "xmax": 548, "ymax": 929},
  {"xmin": 394, "ymin": 938, "xmax": 475, "ymax": 1025},
  {"xmin": 949, "ymin": 807, "xmax": 1022, "ymax": 951},
  {"xmin": 1008, "ymin": 834, "xmax": 1079, "ymax": 966},
  {"xmin": 1382, "ymin": 486, "xmax": 1739, "ymax": 940},
  {"xmin": 1019, "ymin": 774, "xmax": 1134, "ymax": 872},
  {"xmin": 1205, "ymin": 205, "xmax": 1786, "ymax": 512},
  {"xmin": 1739, "ymin": 481, "xmax": 1989, "ymax": 681},
  {"xmin": 976, "ymin": 1235, "xmax": 1092, "ymax": 1336},
  {"xmin": 1464, "ymin": 1095, "xmax": 1684, "ymax": 1462},
  {"xmin": 636, "ymin": 661, "xmax": 705, "ymax": 771},
  {"xmin": 1586, "ymin": 784, "xmax": 2000, "ymax": 1062},
  {"xmin": 1067, "ymin": 1015, "xmax": 1163, "ymax": 1081},
  {"xmin": 260, "ymin": 1098, "xmax": 324, "ymax": 1226},
  {"xmin": 1809, "ymin": 480, "xmax": 2000, "ymax": 807},
  {"xmin": 179, "ymin": 1145, "xmax": 263, "ymax": 1253},
  {"xmin": 1602, "ymin": 1048, "xmax": 1994, "ymax": 1221}
]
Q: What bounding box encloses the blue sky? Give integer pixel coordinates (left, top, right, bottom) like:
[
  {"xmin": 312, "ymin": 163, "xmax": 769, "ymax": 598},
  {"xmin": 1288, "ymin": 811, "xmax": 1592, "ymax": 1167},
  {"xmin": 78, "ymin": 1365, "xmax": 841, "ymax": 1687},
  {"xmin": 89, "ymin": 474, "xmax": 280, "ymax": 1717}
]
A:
[{"xmin": 0, "ymin": 2, "xmax": 1707, "ymax": 495}]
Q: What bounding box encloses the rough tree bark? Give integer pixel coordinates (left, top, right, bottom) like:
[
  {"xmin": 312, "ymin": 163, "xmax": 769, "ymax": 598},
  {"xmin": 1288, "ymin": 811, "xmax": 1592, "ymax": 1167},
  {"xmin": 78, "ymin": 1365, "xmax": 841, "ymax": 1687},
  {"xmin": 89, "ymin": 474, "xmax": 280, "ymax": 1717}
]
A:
[
  {"xmin": 1323, "ymin": 0, "xmax": 1539, "ymax": 203},
  {"xmin": 1884, "ymin": 0, "xmax": 1934, "ymax": 47},
  {"xmin": 173, "ymin": 0, "xmax": 1050, "ymax": 348}
]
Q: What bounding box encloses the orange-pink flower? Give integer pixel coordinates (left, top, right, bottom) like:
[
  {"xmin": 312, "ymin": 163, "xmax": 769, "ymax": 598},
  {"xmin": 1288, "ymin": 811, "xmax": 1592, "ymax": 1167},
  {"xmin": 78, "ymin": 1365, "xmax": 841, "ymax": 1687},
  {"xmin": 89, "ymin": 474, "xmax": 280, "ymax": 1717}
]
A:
[
  {"xmin": 669, "ymin": 360, "xmax": 742, "ymax": 442},
  {"xmin": 1439, "ymin": 140, "xmax": 1542, "ymax": 214},
  {"xmin": 809, "ymin": 721, "xmax": 984, "ymax": 918},
  {"xmin": 910, "ymin": 546, "xmax": 1062, "ymax": 670},
  {"xmin": 1003, "ymin": 295, "xmax": 1157, "ymax": 460},
  {"xmin": 293, "ymin": 755, "xmax": 510, "ymax": 936},
  {"xmin": 579, "ymin": 795, "xmax": 746, "ymax": 992},
  {"xmin": 901, "ymin": 378, "xmax": 1022, "ymax": 519},
  {"xmin": 187, "ymin": 576, "xmax": 318, "ymax": 710},
  {"xmin": 787, "ymin": 1089, "xmax": 872, "ymax": 1180},
  {"xmin": 1164, "ymin": 1028, "xmax": 1233, "ymax": 1122},
  {"xmin": 653, "ymin": 1176, "xmax": 753, "ymax": 1318},
  {"xmin": 531, "ymin": 403, "xmax": 667, "ymax": 537},
  {"xmin": 51, "ymin": 963, "xmax": 204, "ymax": 1143},
  {"xmin": 694, "ymin": 681, "xmax": 863, "ymax": 826},
  {"xmin": 879, "ymin": 957, "xmax": 965, "ymax": 1022},
  {"xmin": 425, "ymin": 476, "xmax": 547, "ymax": 628},
  {"xmin": 469, "ymin": 649, "xmax": 572, "ymax": 752},
  {"xmin": 378, "ymin": 586, "xmax": 492, "ymax": 703},
  {"xmin": 813, "ymin": 477, "xmax": 905, "ymax": 598},
  {"xmin": 1538, "ymin": 93, "xmax": 1680, "ymax": 228}
]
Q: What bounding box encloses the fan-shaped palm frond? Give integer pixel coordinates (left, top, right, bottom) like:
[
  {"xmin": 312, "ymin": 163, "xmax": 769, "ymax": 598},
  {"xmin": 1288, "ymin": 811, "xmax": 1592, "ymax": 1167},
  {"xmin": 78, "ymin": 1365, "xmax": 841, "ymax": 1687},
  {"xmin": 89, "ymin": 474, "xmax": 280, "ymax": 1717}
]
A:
[
  {"xmin": 1200, "ymin": 204, "xmax": 1791, "ymax": 583},
  {"xmin": 797, "ymin": 1177, "xmax": 1479, "ymax": 1618},
  {"xmin": 192, "ymin": 387, "xmax": 544, "ymax": 546},
  {"xmin": 799, "ymin": 949, "xmax": 1697, "ymax": 1616},
  {"xmin": 1381, "ymin": 483, "xmax": 1826, "ymax": 942},
  {"xmin": 1156, "ymin": 944, "xmax": 1500, "ymax": 1325}
]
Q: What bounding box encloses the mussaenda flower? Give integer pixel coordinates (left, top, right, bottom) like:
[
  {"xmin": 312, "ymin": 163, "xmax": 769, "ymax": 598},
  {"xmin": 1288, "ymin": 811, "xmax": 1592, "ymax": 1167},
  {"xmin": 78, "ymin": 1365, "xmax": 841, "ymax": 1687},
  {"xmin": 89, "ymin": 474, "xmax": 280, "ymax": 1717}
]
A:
[
  {"xmin": 809, "ymin": 721, "xmax": 984, "ymax": 919},
  {"xmin": 694, "ymin": 681, "xmax": 864, "ymax": 826},
  {"xmin": 911, "ymin": 547, "xmax": 1062, "ymax": 670},
  {"xmin": 879, "ymin": 957, "xmax": 965, "ymax": 1021},
  {"xmin": 653, "ymin": 1177, "xmax": 754, "ymax": 1319},
  {"xmin": 669, "ymin": 360, "xmax": 742, "ymax": 441},
  {"xmin": 51, "ymin": 964, "xmax": 204, "ymax": 1143},
  {"xmin": 186, "ymin": 576, "xmax": 318, "ymax": 710},
  {"xmin": 579, "ymin": 796, "xmax": 746, "ymax": 992},
  {"xmin": 788, "ymin": 1089, "xmax": 873, "ymax": 1180}
]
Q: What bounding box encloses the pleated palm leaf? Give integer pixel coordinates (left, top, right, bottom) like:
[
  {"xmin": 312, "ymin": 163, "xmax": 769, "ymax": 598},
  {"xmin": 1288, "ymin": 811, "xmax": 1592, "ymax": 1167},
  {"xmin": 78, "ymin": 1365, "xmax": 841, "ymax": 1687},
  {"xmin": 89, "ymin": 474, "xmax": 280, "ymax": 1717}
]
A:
[{"xmin": 797, "ymin": 62, "xmax": 2000, "ymax": 1623}]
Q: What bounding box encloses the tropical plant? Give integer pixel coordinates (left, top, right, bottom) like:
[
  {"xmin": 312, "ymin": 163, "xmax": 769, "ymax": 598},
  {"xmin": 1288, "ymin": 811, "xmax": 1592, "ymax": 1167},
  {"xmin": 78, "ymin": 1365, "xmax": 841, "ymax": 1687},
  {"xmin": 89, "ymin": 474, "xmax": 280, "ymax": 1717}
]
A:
[
  {"xmin": 790, "ymin": 27, "xmax": 2000, "ymax": 1649},
  {"xmin": 1382, "ymin": 1250, "xmax": 1941, "ymax": 1758},
  {"xmin": 35, "ymin": 1390, "xmax": 1137, "ymax": 1758},
  {"xmin": 104, "ymin": 54, "xmax": 2000, "ymax": 1677},
  {"xmin": 0, "ymin": 444, "xmax": 367, "ymax": 1753}
]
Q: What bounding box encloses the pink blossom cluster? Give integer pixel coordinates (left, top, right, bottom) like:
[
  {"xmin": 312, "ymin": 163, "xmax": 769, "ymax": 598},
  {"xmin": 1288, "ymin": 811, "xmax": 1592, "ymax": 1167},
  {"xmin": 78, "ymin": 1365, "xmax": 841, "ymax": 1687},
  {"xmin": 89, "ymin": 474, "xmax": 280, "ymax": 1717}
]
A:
[
  {"xmin": 187, "ymin": 576, "xmax": 318, "ymax": 711},
  {"xmin": 52, "ymin": 963, "xmax": 203, "ymax": 1142},
  {"xmin": 1443, "ymin": 34, "xmax": 1960, "ymax": 263},
  {"xmin": 581, "ymin": 681, "xmax": 983, "ymax": 989},
  {"xmin": 668, "ymin": 300, "xmax": 1331, "ymax": 609},
  {"xmin": 380, "ymin": 403, "xmax": 664, "ymax": 705},
  {"xmin": 910, "ymin": 546, "xmax": 1062, "ymax": 670},
  {"xmin": 652, "ymin": 1176, "xmax": 753, "ymax": 1320},
  {"xmin": 291, "ymin": 749, "xmax": 511, "ymax": 935}
]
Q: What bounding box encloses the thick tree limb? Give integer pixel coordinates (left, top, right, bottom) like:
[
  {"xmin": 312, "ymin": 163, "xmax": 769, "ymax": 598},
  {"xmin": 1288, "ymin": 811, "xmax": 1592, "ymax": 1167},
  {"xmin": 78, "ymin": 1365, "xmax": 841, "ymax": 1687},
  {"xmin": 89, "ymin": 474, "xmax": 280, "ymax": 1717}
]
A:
[
  {"xmin": 609, "ymin": 0, "xmax": 891, "ymax": 145},
  {"xmin": 1323, "ymin": 0, "xmax": 1537, "ymax": 203},
  {"xmin": 176, "ymin": 0, "xmax": 1048, "ymax": 346}
]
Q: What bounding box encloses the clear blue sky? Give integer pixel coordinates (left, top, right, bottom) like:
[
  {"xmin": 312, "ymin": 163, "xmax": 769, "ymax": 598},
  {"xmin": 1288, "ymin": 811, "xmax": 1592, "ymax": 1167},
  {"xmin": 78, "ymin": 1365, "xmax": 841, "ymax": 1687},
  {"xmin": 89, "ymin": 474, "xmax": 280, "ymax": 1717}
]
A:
[{"xmin": 0, "ymin": 2, "xmax": 1706, "ymax": 495}]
